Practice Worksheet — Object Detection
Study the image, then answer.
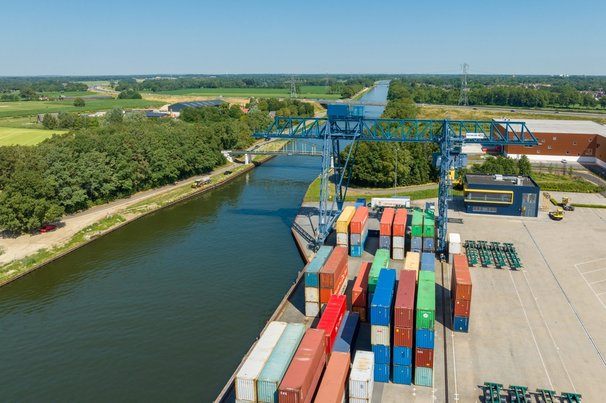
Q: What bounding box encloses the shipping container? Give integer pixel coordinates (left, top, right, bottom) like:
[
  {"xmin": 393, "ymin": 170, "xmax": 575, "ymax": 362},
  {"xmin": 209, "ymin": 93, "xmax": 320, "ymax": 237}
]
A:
[
  {"xmin": 314, "ymin": 352, "xmax": 350, "ymax": 403},
  {"xmin": 320, "ymin": 247, "xmax": 348, "ymax": 299},
  {"xmin": 392, "ymin": 248, "xmax": 404, "ymax": 261},
  {"xmin": 257, "ymin": 323, "xmax": 306, "ymax": 403},
  {"xmin": 320, "ymin": 273, "xmax": 347, "ymax": 304},
  {"xmin": 305, "ymin": 287, "xmax": 319, "ymax": 303},
  {"xmin": 370, "ymin": 269, "xmax": 396, "ymax": 326},
  {"xmin": 416, "ymin": 272, "xmax": 436, "ymax": 330},
  {"xmin": 316, "ymin": 295, "xmax": 347, "ymax": 355},
  {"xmin": 453, "ymin": 316, "xmax": 469, "ymax": 332},
  {"xmin": 411, "ymin": 208, "xmax": 424, "ymax": 227},
  {"xmin": 370, "ymin": 343, "xmax": 389, "ymax": 365},
  {"xmin": 423, "ymin": 225, "xmax": 435, "ymax": 239},
  {"xmin": 394, "ymin": 269, "xmax": 416, "ymax": 328},
  {"xmin": 410, "ymin": 237, "xmax": 422, "ymax": 252},
  {"xmin": 368, "ymin": 249, "xmax": 390, "ymax": 293},
  {"xmin": 349, "ymin": 351, "xmax": 374, "ymax": 400},
  {"xmin": 333, "ymin": 311, "xmax": 360, "ymax": 355},
  {"xmin": 392, "ymin": 236, "xmax": 405, "ymax": 249},
  {"xmin": 352, "ymin": 306, "xmax": 367, "ymax": 322},
  {"xmin": 418, "ymin": 270, "xmax": 435, "ymax": 284},
  {"xmin": 392, "ymin": 345, "xmax": 412, "ymax": 366},
  {"xmin": 422, "ymin": 238, "xmax": 435, "ymax": 253},
  {"xmin": 350, "ymin": 233, "xmax": 363, "ymax": 246},
  {"xmin": 452, "ymin": 255, "xmax": 472, "ymax": 301},
  {"xmin": 420, "ymin": 253, "xmax": 435, "ymax": 272},
  {"xmin": 236, "ymin": 321, "xmax": 288, "ymax": 401},
  {"xmin": 336, "ymin": 232, "xmax": 349, "ymax": 246},
  {"xmin": 392, "ymin": 209, "xmax": 407, "ymax": 237},
  {"xmin": 354, "ymin": 198, "xmax": 366, "ymax": 208},
  {"xmin": 370, "ymin": 325, "xmax": 390, "ymax": 347},
  {"xmin": 305, "ymin": 246, "xmax": 333, "ymax": 288},
  {"xmin": 414, "ymin": 367, "xmax": 433, "ymax": 387},
  {"xmin": 350, "ymin": 245, "xmax": 363, "ymax": 257},
  {"xmin": 453, "ymin": 299, "xmax": 471, "ymax": 317},
  {"xmin": 423, "ymin": 209, "xmax": 435, "ymax": 226},
  {"xmin": 336, "ymin": 206, "xmax": 356, "ymax": 234},
  {"xmin": 351, "ymin": 262, "xmax": 370, "ymax": 308},
  {"xmin": 404, "ymin": 252, "xmax": 420, "ymax": 278},
  {"xmin": 379, "ymin": 208, "xmax": 395, "ymax": 236},
  {"xmin": 411, "ymin": 225, "xmax": 423, "ymax": 238},
  {"xmin": 278, "ymin": 329, "xmax": 326, "ymax": 403},
  {"xmin": 448, "ymin": 233, "xmax": 462, "ymax": 255},
  {"xmin": 379, "ymin": 235, "xmax": 391, "ymax": 249},
  {"xmin": 393, "ymin": 326, "xmax": 413, "ymax": 347},
  {"xmin": 392, "ymin": 364, "xmax": 412, "ymax": 385},
  {"xmin": 425, "ymin": 201, "xmax": 435, "ymax": 211},
  {"xmin": 374, "ymin": 363, "xmax": 390, "ymax": 383},
  {"xmin": 415, "ymin": 329, "xmax": 435, "ymax": 349},
  {"xmin": 305, "ymin": 302, "xmax": 319, "ymax": 318},
  {"xmin": 415, "ymin": 348, "xmax": 434, "ymax": 368},
  {"xmin": 350, "ymin": 207, "xmax": 369, "ymax": 234}
]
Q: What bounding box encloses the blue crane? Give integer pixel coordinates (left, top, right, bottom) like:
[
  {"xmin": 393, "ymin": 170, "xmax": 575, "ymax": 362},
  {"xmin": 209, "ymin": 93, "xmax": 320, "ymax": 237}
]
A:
[{"xmin": 254, "ymin": 106, "xmax": 537, "ymax": 253}]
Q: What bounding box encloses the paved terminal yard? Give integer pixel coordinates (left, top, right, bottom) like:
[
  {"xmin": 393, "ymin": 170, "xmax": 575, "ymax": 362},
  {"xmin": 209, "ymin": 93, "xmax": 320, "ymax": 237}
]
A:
[{"xmin": 219, "ymin": 200, "xmax": 606, "ymax": 402}]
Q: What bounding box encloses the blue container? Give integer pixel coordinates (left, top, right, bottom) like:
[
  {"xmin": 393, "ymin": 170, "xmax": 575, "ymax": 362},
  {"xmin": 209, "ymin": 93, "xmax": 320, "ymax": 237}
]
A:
[
  {"xmin": 392, "ymin": 346, "xmax": 412, "ymax": 366},
  {"xmin": 304, "ymin": 246, "xmax": 333, "ymax": 287},
  {"xmin": 453, "ymin": 316, "xmax": 469, "ymax": 332},
  {"xmin": 327, "ymin": 104, "xmax": 349, "ymax": 118},
  {"xmin": 374, "ymin": 363, "xmax": 390, "ymax": 383},
  {"xmin": 355, "ymin": 197, "xmax": 367, "ymax": 207},
  {"xmin": 422, "ymin": 237, "xmax": 435, "ymax": 253},
  {"xmin": 372, "ymin": 344, "xmax": 390, "ymax": 365},
  {"xmin": 414, "ymin": 366, "xmax": 433, "ymax": 387},
  {"xmin": 370, "ymin": 269, "xmax": 396, "ymax": 326},
  {"xmin": 379, "ymin": 235, "xmax": 391, "ymax": 249},
  {"xmin": 333, "ymin": 312, "xmax": 360, "ymax": 354},
  {"xmin": 415, "ymin": 329, "xmax": 435, "ymax": 349},
  {"xmin": 425, "ymin": 202, "xmax": 435, "ymax": 211},
  {"xmin": 392, "ymin": 364, "xmax": 412, "ymax": 385},
  {"xmin": 350, "ymin": 245, "xmax": 363, "ymax": 257},
  {"xmin": 411, "ymin": 236, "xmax": 422, "ymax": 252},
  {"xmin": 420, "ymin": 253, "xmax": 435, "ymax": 272}
]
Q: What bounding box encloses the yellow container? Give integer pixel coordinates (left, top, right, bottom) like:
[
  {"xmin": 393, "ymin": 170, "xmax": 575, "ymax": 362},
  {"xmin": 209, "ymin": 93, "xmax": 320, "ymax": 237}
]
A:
[
  {"xmin": 335, "ymin": 206, "xmax": 356, "ymax": 233},
  {"xmin": 404, "ymin": 251, "xmax": 420, "ymax": 280}
]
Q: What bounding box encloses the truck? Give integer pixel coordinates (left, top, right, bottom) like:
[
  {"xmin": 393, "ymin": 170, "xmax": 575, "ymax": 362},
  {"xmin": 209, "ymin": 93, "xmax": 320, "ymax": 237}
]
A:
[
  {"xmin": 191, "ymin": 176, "xmax": 211, "ymax": 188},
  {"xmin": 370, "ymin": 196, "xmax": 411, "ymax": 209}
]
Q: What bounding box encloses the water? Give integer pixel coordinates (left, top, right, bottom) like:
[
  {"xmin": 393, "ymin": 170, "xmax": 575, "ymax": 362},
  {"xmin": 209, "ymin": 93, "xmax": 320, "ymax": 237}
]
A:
[{"xmin": 0, "ymin": 83, "xmax": 388, "ymax": 402}]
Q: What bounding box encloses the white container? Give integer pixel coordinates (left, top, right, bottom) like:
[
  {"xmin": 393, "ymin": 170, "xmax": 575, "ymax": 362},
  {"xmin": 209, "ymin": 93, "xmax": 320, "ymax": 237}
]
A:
[
  {"xmin": 449, "ymin": 233, "xmax": 462, "ymax": 254},
  {"xmin": 349, "ymin": 399, "xmax": 370, "ymax": 403},
  {"xmin": 304, "ymin": 286, "xmax": 319, "ymax": 303},
  {"xmin": 349, "ymin": 350, "xmax": 374, "ymax": 400},
  {"xmin": 305, "ymin": 301, "xmax": 320, "ymax": 317},
  {"xmin": 392, "ymin": 248, "xmax": 405, "ymax": 261},
  {"xmin": 337, "ymin": 232, "xmax": 349, "ymax": 246},
  {"xmin": 235, "ymin": 321, "xmax": 287, "ymax": 401},
  {"xmin": 392, "ymin": 236, "xmax": 405, "ymax": 249},
  {"xmin": 370, "ymin": 325, "xmax": 390, "ymax": 346}
]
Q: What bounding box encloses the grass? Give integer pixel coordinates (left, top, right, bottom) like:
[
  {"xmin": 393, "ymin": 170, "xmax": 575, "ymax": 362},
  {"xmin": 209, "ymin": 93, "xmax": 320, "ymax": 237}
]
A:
[
  {"xmin": 38, "ymin": 91, "xmax": 94, "ymax": 98},
  {"xmin": 0, "ymin": 126, "xmax": 66, "ymax": 146},
  {"xmin": 0, "ymin": 99, "xmax": 165, "ymax": 118},
  {"xmin": 0, "ymin": 116, "xmax": 40, "ymax": 128},
  {"xmin": 149, "ymin": 86, "xmax": 341, "ymax": 99},
  {"xmin": 531, "ymin": 172, "xmax": 605, "ymax": 193}
]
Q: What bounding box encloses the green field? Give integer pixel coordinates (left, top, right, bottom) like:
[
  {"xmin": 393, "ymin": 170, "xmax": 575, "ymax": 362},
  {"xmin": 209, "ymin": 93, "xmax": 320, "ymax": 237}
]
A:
[
  {"xmin": 39, "ymin": 91, "xmax": 95, "ymax": 98},
  {"xmin": 0, "ymin": 127, "xmax": 66, "ymax": 146},
  {"xmin": 150, "ymin": 85, "xmax": 341, "ymax": 99},
  {"xmin": 0, "ymin": 99, "xmax": 165, "ymax": 118}
]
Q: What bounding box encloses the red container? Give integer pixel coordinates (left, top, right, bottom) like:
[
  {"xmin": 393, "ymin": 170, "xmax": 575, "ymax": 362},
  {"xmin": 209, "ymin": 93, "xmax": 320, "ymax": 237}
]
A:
[
  {"xmin": 394, "ymin": 269, "xmax": 416, "ymax": 328},
  {"xmin": 350, "ymin": 207, "xmax": 369, "ymax": 234},
  {"xmin": 352, "ymin": 306, "xmax": 367, "ymax": 322},
  {"xmin": 320, "ymin": 247, "xmax": 348, "ymax": 291},
  {"xmin": 393, "ymin": 326, "xmax": 413, "ymax": 347},
  {"xmin": 313, "ymin": 351, "xmax": 351, "ymax": 403},
  {"xmin": 320, "ymin": 272, "xmax": 347, "ymax": 304},
  {"xmin": 453, "ymin": 298, "xmax": 471, "ymax": 317},
  {"xmin": 279, "ymin": 328, "xmax": 327, "ymax": 403},
  {"xmin": 452, "ymin": 254, "xmax": 472, "ymax": 301},
  {"xmin": 415, "ymin": 347, "xmax": 434, "ymax": 368},
  {"xmin": 379, "ymin": 208, "xmax": 395, "ymax": 236},
  {"xmin": 351, "ymin": 262, "xmax": 371, "ymax": 308},
  {"xmin": 316, "ymin": 295, "xmax": 347, "ymax": 355},
  {"xmin": 392, "ymin": 209, "xmax": 407, "ymax": 237}
]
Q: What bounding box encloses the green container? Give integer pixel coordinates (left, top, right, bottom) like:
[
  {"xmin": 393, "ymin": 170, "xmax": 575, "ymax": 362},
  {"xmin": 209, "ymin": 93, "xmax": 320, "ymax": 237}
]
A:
[
  {"xmin": 423, "ymin": 209, "xmax": 435, "ymax": 224},
  {"xmin": 369, "ymin": 249, "xmax": 390, "ymax": 293},
  {"xmin": 411, "ymin": 225, "xmax": 423, "ymax": 238},
  {"xmin": 411, "ymin": 209, "xmax": 424, "ymax": 227},
  {"xmin": 423, "ymin": 225, "xmax": 435, "ymax": 238},
  {"xmin": 416, "ymin": 271, "xmax": 436, "ymax": 329}
]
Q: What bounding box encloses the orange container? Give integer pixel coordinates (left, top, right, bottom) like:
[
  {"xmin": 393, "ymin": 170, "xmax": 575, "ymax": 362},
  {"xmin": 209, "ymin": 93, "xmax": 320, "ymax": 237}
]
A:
[
  {"xmin": 350, "ymin": 207, "xmax": 369, "ymax": 234},
  {"xmin": 314, "ymin": 351, "xmax": 351, "ymax": 403},
  {"xmin": 453, "ymin": 298, "xmax": 471, "ymax": 317},
  {"xmin": 392, "ymin": 209, "xmax": 407, "ymax": 237},
  {"xmin": 379, "ymin": 208, "xmax": 395, "ymax": 236},
  {"xmin": 452, "ymin": 254, "xmax": 472, "ymax": 301},
  {"xmin": 351, "ymin": 262, "xmax": 371, "ymax": 307}
]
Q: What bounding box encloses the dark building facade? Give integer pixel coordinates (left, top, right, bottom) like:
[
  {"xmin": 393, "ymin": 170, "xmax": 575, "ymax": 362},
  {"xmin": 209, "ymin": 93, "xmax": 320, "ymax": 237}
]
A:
[{"xmin": 464, "ymin": 174, "xmax": 540, "ymax": 217}]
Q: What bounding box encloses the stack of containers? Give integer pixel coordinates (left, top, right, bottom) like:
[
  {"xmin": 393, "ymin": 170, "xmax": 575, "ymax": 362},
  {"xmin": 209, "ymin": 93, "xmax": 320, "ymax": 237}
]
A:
[
  {"xmin": 316, "ymin": 294, "xmax": 347, "ymax": 355},
  {"xmin": 256, "ymin": 323, "xmax": 306, "ymax": 403},
  {"xmin": 370, "ymin": 268, "xmax": 396, "ymax": 383},
  {"xmin": 368, "ymin": 249, "xmax": 390, "ymax": 295},
  {"xmin": 391, "ymin": 209, "xmax": 407, "ymax": 260},
  {"xmin": 404, "ymin": 251, "xmax": 420, "ymax": 280},
  {"xmin": 414, "ymin": 270, "xmax": 436, "ymax": 387},
  {"xmin": 314, "ymin": 351, "xmax": 351, "ymax": 403},
  {"xmin": 349, "ymin": 350, "xmax": 374, "ymax": 403},
  {"xmin": 336, "ymin": 206, "xmax": 356, "ymax": 248},
  {"xmin": 235, "ymin": 321, "xmax": 288, "ymax": 402},
  {"xmin": 392, "ymin": 269, "xmax": 416, "ymax": 385},
  {"xmin": 452, "ymin": 254, "xmax": 472, "ymax": 333},
  {"xmin": 349, "ymin": 207, "xmax": 369, "ymax": 257},
  {"xmin": 320, "ymin": 246, "xmax": 348, "ymax": 306},
  {"xmin": 351, "ymin": 262, "xmax": 371, "ymax": 321},
  {"xmin": 448, "ymin": 233, "xmax": 462, "ymax": 265},
  {"xmin": 410, "ymin": 208, "xmax": 424, "ymax": 253},
  {"xmin": 278, "ymin": 328, "xmax": 326, "ymax": 402},
  {"xmin": 333, "ymin": 311, "xmax": 360, "ymax": 355},
  {"xmin": 379, "ymin": 208, "xmax": 395, "ymax": 250},
  {"xmin": 422, "ymin": 208, "xmax": 435, "ymax": 253},
  {"xmin": 304, "ymin": 246, "xmax": 334, "ymax": 317}
]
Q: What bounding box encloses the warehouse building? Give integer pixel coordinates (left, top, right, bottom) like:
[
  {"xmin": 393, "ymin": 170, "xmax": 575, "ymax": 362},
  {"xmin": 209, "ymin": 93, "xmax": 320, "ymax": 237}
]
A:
[
  {"xmin": 501, "ymin": 119, "xmax": 606, "ymax": 168},
  {"xmin": 464, "ymin": 174, "xmax": 540, "ymax": 217},
  {"xmin": 168, "ymin": 100, "xmax": 225, "ymax": 113}
]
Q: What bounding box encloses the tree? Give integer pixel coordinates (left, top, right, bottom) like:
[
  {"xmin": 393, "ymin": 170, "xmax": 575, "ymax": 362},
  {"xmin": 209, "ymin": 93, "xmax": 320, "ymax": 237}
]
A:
[
  {"xmin": 73, "ymin": 97, "xmax": 85, "ymax": 107},
  {"xmin": 517, "ymin": 155, "xmax": 532, "ymax": 176},
  {"xmin": 42, "ymin": 113, "xmax": 58, "ymax": 129},
  {"xmin": 117, "ymin": 90, "xmax": 142, "ymax": 99},
  {"xmin": 104, "ymin": 108, "xmax": 124, "ymax": 125}
]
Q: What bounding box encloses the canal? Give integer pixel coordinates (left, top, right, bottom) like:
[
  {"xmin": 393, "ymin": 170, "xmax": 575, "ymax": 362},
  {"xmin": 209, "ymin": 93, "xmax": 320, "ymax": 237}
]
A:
[{"xmin": 0, "ymin": 82, "xmax": 388, "ymax": 402}]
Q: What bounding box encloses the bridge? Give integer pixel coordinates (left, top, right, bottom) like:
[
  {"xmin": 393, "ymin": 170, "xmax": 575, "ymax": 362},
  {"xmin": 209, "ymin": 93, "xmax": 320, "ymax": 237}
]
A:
[
  {"xmin": 313, "ymin": 99, "xmax": 387, "ymax": 107},
  {"xmin": 224, "ymin": 140, "xmax": 322, "ymax": 164}
]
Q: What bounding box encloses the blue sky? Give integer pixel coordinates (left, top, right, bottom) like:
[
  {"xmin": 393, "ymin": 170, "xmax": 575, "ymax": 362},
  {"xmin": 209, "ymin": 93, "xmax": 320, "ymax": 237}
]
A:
[{"xmin": 1, "ymin": 0, "xmax": 604, "ymax": 76}]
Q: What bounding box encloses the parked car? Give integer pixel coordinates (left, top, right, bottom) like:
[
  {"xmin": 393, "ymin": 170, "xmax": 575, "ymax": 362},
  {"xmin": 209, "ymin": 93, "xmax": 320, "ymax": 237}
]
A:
[{"xmin": 39, "ymin": 224, "xmax": 57, "ymax": 233}]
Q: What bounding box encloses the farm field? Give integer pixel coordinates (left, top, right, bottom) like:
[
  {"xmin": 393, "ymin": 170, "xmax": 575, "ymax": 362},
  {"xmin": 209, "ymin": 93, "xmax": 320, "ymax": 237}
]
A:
[
  {"xmin": 0, "ymin": 99, "xmax": 165, "ymax": 118},
  {"xmin": 0, "ymin": 127, "xmax": 65, "ymax": 146},
  {"xmin": 149, "ymin": 85, "xmax": 341, "ymax": 99}
]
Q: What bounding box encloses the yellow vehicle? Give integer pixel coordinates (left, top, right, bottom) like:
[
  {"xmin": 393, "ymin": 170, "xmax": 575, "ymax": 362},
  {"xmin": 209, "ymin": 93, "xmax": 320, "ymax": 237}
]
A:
[
  {"xmin": 191, "ymin": 176, "xmax": 211, "ymax": 188},
  {"xmin": 549, "ymin": 208, "xmax": 564, "ymax": 221}
]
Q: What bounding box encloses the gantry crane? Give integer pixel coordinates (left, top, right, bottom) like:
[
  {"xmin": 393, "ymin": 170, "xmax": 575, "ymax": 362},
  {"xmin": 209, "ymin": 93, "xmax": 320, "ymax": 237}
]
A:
[{"xmin": 254, "ymin": 105, "xmax": 537, "ymax": 252}]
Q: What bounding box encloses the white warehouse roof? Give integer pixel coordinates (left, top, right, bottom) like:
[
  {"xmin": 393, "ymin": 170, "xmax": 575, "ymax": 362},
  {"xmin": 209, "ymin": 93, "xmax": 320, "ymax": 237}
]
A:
[{"xmin": 494, "ymin": 119, "xmax": 606, "ymax": 138}]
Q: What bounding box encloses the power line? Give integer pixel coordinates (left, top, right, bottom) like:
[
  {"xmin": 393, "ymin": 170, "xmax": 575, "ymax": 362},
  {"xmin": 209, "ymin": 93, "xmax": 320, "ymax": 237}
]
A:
[
  {"xmin": 458, "ymin": 63, "xmax": 469, "ymax": 106},
  {"xmin": 290, "ymin": 75, "xmax": 297, "ymax": 99}
]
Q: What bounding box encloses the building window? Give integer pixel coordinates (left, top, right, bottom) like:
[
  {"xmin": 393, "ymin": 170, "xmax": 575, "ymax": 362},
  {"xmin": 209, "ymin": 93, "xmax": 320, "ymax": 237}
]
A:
[
  {"xmin": 465, "ymin": 191, "xmax": 513, "ymax": 204},
  {"xmin": 472, "ymin": 206, "xmax": 498, "ymax": 213}
]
